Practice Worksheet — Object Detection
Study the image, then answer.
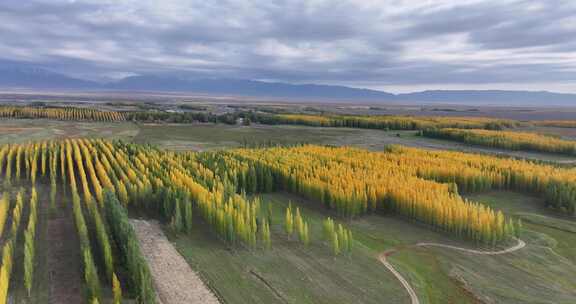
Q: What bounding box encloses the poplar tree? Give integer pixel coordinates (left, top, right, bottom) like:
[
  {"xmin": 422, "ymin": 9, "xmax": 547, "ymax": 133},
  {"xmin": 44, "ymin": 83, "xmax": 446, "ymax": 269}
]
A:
[
  {"xmin": 171, "ymin": 199, "xmax": 183, "ymax": 232},
  {"xmin": 24, "ymin": 188, "xmax": 38, "ymax": 296},
  {"xmin": 83, "ymin": 248, "xmax": 101, "ymax": 301},
  {"xmin": 303, "ymin": 222, "xmax": 310, "ymax": 247},
  {"xmin": 331, "ymin": 232, "xmax": 340, "ymax": 256},
  {"xmin": 261, "ymin": 220, "xmax": 271, "ymax": 249},
  {"xmin": 184, "ymin": 200, "xmax": 193, "ymax": 233},
  {"xmin": 50, "ymin": 182, "xmax": 57, "ymax": 211},
  {"xmin": 91, "ymin": 204, "xmax": 114, "ymax": 279},
  {"xmin": 112, "ymin": 273, "xmax": 122, "ymax": 304},
  {"xmin": 285, "ymin": 205, "xmax": 293, "ymax": 238},
  {"xmin": 0, "ymin": 242, "xmax": 14, "ymax": 304},
  {"xmin": 0, "ymin": 193, "xmax": 8, "ymax": 238}
]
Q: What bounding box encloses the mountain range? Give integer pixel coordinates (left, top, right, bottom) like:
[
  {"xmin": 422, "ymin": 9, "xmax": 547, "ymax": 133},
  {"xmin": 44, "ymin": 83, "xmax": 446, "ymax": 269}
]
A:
[{"xmin": 1, "ymin": 64, "xmax": 575, "ymax": 106}]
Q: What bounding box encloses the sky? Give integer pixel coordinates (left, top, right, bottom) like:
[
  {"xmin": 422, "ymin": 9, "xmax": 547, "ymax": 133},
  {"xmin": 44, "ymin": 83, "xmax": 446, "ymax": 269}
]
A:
[{"xmin": 1, "ymin": 0, "xmax": 576, "ymax": 93}]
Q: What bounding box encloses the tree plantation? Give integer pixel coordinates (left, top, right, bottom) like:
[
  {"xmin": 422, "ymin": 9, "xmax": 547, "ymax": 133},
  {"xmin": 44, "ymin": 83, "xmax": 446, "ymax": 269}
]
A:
[
  {"xmin": 0, "ymin": 105, "xmax": 523, "ymax": 131},
  {"xmin": 532, "ymin": 120, "xmax": 576, "ymax": 128},
  {"xmin": 0, "ymin": 136, "xmax": 574, "ymax": 302},
  {"xmin": 249, "ymin": 113, "xmax": 520, "ymax": 130},
  {"xmin": 423, "ymin": 128, "xmax": 576, "ymax": 155},
  {"xmin": 0, "ymin": 106, "xmax": 125, "ymax": 122}
]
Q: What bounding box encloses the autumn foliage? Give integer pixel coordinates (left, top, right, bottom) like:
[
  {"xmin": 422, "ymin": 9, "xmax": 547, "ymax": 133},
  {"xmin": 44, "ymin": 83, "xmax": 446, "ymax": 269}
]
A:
[
  {"xmin": 532, "ymin": 120, "xmax": 576, "ymax": 128},
  {"xmin": 423, "ymin": 128, "xmax": 576, "ymax": 155},
  {"xmin": 219, "ymin": 145, "xmax": 518, "ymax": 244},
  {"xmin": 0, "ymin": 106, "xmax": 125, "ymax": 122},
  {"xmin": 0, "ymin": 136, "xmax": 569, "ymax": 301},
  {"xmin": 253, "ymin": 113, "xmax": 519, "ymax": 130}
]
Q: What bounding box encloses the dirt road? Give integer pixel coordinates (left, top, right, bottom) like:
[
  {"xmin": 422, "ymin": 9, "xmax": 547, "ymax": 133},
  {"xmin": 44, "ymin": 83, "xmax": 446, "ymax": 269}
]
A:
[
  {"xmin": 378, "ymin": 238, "xmax": 526, "ymax": 304},
  {"xmin": 131, "ymin": 219, "xmax": 220, "ymax": 304}
]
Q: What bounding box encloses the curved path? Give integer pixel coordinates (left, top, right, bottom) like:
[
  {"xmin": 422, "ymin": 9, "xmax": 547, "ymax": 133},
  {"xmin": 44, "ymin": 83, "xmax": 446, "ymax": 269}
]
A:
[
  {"xmin": 378, "ymin": 238, "xmax": 526, "ymax": 304},
  {"xmin": 417, "ymin": 239, "xmax": 526, "ymax": 255},
  {"xmin": 379, "ymin": 251, "xmax": 421, "ymax": 304}
]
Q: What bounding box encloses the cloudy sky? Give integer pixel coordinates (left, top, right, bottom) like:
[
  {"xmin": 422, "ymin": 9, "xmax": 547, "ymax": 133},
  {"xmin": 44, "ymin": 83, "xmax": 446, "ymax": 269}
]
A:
[{"xmin": 1, "ymin": 0, "xmax": 576, "ymax": 93}]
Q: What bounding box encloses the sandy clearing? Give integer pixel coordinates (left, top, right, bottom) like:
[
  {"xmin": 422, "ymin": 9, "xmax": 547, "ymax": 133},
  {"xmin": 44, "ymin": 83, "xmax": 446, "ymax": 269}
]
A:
[{"xmin": 131, "ymin": 219, "xmax": 220, "ymax": 304}]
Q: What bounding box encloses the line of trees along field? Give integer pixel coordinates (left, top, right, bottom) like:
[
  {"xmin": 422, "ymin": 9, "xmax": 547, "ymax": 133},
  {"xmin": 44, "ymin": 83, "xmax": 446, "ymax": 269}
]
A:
[
  {"xmin": 0, "ymin": 139, "xmax": 574, "ymax": 302},
  {"xmin": 246, "ymin": 113, "xmax": 520, "ymax": 130},
  {"xmin": 532, "ymin": 120, "xmax": 576, "ymax": 128},
  {"xmin": 2, "ymin": 105, "xmax": 575, "ymax": 135},
  {"xmin": 124, "ymin": 111, "xmax": 240, "ymax": 124},
  {"xmin": 423, "ymin": 128, "xmax": 576, "ymax": 155},
  {"xmin": 0, "ymin": 105, "xmax": 521, "ymax": 130},
  {"xmin": 0, "ymin": 106, "xmax": 125, "ymax": 122},
  {"xmin": 0, "ymin": 105, "xmax": 242, "ymax": 125}
]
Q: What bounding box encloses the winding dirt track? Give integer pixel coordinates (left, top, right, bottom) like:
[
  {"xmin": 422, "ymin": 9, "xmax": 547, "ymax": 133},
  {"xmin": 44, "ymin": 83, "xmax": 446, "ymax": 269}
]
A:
[{"xmin": 378, "ymin": 238, "xmax": 526, "ymax": 304}]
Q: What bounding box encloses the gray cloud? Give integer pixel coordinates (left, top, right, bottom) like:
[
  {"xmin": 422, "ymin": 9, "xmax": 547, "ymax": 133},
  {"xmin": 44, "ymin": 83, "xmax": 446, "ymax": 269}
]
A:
[{"xmin": 0, "ymin": 0, "xmax": 575, "ymax": 92}]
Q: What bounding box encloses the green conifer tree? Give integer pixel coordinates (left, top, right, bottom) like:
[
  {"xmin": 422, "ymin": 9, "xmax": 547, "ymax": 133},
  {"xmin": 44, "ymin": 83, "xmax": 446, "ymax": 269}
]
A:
[
  {"xmin": 332, "ymin": 232, "xmax": 340, "ymax": 256},
  {"xmin": 171, "ymin": 199, "xmax": 183, "ymax": 232},
  {"xmin": 184, "ymin": 200, "xmax": 193, "ymax": 233}
]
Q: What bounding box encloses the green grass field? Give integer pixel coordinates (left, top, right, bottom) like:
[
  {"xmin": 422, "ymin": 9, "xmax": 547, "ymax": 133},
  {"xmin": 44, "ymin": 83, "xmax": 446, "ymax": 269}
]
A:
[
  {"xmin": 166, "ymin": 193, "xmax": 408, "ymax": 304},
  {"xmin": 0, "ymin": 119, "xmax": 138, "ymax": 145},
  {"xmin": 468, "ymin": 192, "xmax": 576, "ymax": 266},
  {"xmin": 163, "ymin": 191, "xmax": 576, "ymax": 304},
  {"xmin": 131, "ymin": 123, "xmax": 576, "ymax": 163},
  {"xmin": 133, "ymin": 124, "xmax": 370, "ymax": 151},
  {"xmin": 132, "ymin": 123, "xmax": 428, "ymax": 152}
]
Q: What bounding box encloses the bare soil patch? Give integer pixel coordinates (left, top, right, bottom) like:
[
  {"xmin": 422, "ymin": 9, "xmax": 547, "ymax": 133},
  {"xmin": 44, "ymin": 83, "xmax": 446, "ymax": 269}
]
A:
[
  {"xmin": 46, "ymin": 211, "xmax": 84, "ymax": 304},
  {"xmin": 131, "ymin": 219, "xmax": 219, "ymax": 304}
]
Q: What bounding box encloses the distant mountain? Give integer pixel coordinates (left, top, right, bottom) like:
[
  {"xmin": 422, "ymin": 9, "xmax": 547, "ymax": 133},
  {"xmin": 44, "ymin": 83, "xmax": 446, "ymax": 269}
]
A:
[
  {"xmin": 106, "ymin": 76, "xmax": 576, "ymax": 105},
  {"xmin": 0, "ymin": 63, "xmax": 96, "ymax": 89},
  {"xmin": 397, "ymin": 90, "xmax": 576, "ymax": 106},
  {"xmin": 0, "ymin": 63, "xmax": 575, "ymax": 105},
  {"xmin": 110, "ymin": 75, "xmax": 396, "ymax": 100}
]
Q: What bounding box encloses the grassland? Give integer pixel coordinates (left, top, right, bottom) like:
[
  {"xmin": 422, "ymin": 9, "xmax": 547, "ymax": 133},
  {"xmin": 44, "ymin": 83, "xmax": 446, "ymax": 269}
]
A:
[
  {"xmin": 132, "ymin": 124, "xmax": 367, "ymax": 151},
  {"xmin": 467, "ymin": 192, "xmax": 576, "ymax": 265},
  {"xmin": 166, "ymin": 193, "xmax": 413, "ymax": 304},
  {"xmin": 1, "ymin": 119, "xmax": 572, "ymax": 164},
  {"xmin": 0, "ymin": 119, "xmax": 138, "ymax": 145},
  {"xmin": 132, "ymin": 123, "xmax": 442, "ymax": 152},
  {"xmin": 163, "ymin": 191, "xmax": 576, "ymax": 304},
  {"xmin": 132, "ymin": 123, "xmax": 576, "ymax": 164}
]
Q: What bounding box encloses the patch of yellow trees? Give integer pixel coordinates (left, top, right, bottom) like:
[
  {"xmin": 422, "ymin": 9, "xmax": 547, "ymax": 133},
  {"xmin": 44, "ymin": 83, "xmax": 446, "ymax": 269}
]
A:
[
  {"xmin": 1, "ymin": 137, "xmax": 572, "ymax": 301},
  {"xmin": 260, "ymin": 113, "xmax": 518, "ymax": 130},
  {"xmin": 423, "ymin": 128, "xmax": 576, "ymax": 155},
  {"xmin": 0, "ymin": 106, "xmax": 125, "ymax": 121}
]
